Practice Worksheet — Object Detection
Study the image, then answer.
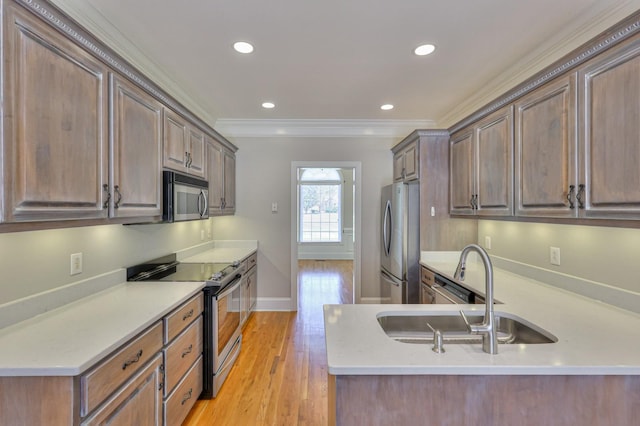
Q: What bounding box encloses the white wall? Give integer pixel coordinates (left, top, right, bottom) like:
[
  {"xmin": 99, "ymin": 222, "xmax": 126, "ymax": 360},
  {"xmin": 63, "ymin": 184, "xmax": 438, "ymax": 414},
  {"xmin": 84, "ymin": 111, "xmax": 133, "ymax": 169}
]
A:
[
  {"xmin": 0, "ymin": 221, "xmax": 209, "ymax": 306},
  {"xmin": 210, "ymin": 136, "xmax": 393, "ymax": 304},
  {"xmin": 479, "ymin": 220, "xmax": 640, "ymax": 295}
]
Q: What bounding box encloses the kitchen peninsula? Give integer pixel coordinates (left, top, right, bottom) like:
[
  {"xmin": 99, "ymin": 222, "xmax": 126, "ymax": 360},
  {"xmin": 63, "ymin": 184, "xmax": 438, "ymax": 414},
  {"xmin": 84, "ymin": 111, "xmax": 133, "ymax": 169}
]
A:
[{"xmin": 324, "ymin": 252, "xmax": 640, "ymax": 425}]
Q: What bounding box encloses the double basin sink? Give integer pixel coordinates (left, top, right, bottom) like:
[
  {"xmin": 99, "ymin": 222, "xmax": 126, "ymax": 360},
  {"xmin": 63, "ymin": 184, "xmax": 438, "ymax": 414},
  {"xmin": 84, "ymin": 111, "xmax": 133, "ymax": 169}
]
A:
[{"xmin": 377, "ymin": 312, "xmax": 557, "ymax": 345}]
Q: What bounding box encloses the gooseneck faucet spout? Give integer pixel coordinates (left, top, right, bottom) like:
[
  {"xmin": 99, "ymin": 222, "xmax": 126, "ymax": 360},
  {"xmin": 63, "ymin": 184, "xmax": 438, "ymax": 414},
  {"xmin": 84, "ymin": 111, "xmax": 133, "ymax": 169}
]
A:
[{"xmin": 455, "ymin": 244, "xmax": 498, "ymax": 355}]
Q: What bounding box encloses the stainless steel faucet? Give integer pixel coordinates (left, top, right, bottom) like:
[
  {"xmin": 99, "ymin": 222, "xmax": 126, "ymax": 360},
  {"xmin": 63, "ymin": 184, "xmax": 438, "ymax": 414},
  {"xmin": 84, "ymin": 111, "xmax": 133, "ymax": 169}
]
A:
[{"xmin": 454, "ymin": 244, "xmax": 498, "ymax": 354}]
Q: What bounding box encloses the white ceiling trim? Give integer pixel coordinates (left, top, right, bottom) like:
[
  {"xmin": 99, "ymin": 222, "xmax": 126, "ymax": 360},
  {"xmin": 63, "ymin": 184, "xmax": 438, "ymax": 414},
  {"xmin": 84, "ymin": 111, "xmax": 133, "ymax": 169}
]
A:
[
  {"xmin": 440, "ymin": 0, "xmax": 640, "ymax": 128},
  {"xmin": 214, "ymin": 119, "xmax": 437, "ymax": 139},
  {"xmin": 48, "ymin": 0, "xmax": 219, "ymax": 128}
]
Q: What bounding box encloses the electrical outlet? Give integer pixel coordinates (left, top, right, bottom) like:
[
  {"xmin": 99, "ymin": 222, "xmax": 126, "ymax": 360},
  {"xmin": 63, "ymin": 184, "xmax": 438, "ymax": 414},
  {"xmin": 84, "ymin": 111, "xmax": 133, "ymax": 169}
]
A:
[
  {"xmin": 484, "ymin": 236, "xmax": 492, "ymax": 250},
  {"xmin": 550, "ymin": 247, "xmax": 561, "ymax": 266},
  {"xmin": 70, "ymin": 253, "xmax": 83, "ymax": 275},
  {"xmin": 272, "ymin": 202, "xmax": 278, "ymax": 213}
]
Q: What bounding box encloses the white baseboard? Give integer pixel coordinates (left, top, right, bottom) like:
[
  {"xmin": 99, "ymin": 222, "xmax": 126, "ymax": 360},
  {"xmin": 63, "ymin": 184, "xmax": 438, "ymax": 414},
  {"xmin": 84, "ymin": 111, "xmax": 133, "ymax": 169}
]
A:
[
  {"xmin": 255, "ymin": 297, "xmax": 294, "ymax": 311},
  {"xmin": 297, "ymin": 253, "xmax": 354, "ymax": 260}
]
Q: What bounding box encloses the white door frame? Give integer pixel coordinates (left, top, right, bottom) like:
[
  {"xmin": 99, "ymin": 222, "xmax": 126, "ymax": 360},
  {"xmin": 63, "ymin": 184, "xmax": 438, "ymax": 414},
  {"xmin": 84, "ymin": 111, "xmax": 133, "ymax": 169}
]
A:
[{"xmin": 290, "ymin": 161, "xmax": 362, "ymax": 310}]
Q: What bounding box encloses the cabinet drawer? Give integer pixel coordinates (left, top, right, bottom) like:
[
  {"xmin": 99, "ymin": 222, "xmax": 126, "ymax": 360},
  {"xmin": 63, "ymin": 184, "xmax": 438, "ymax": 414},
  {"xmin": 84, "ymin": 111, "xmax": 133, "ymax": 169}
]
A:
[
  {"xmin": 164, "ymin": 293, "xmax": 203, "ymax": 343},
  {"xmin": 81, "ymin": 321, "xmax": 163, "ymax": 416},
  {"xmin": 164, "ymin": 316, "xmax": 203, "ymax": 396},
  {"xmin": 164, "ymin": 356, "xmax": 203, "ymax": 426},
  {"xmin": 245, "ymin": 252, "xmax": 257, "ymax": 270},
  {"xmin": 421, "ymin": 267, "xmax": 435, "ymax": 287},
  {"xmin": 81, "ymin": 353, "xmax": 163, "ymax": 425}
]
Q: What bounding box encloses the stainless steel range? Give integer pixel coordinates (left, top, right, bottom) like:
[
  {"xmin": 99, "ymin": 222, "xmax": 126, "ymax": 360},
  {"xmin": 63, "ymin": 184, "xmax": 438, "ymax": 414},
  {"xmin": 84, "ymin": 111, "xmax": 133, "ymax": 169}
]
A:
[{"xmin": 127, "ymin": 253, "xmax": 245, "ymax": 398}]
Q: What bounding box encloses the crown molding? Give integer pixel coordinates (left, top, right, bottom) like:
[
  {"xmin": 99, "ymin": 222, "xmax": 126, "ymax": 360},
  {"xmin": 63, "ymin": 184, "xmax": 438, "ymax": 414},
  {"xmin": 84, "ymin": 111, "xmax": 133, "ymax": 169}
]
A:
[
  {"xmin": 441, "ymin": 1, "xmax": 640, "ymax": 130},
  {"xmin": 213, "ymin": 119, "xmax": 437, "ymax": 139},
  {"xmin": 46, "ymin": 0, "xmax": 219, "ymax": 128}
]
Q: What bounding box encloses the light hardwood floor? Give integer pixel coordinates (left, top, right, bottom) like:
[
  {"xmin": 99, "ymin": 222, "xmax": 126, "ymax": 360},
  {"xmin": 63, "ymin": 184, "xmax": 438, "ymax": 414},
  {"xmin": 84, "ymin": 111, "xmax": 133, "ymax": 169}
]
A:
[{"xmin": 184, "ymin": 260, "xmax": 353, "ymax": 425}]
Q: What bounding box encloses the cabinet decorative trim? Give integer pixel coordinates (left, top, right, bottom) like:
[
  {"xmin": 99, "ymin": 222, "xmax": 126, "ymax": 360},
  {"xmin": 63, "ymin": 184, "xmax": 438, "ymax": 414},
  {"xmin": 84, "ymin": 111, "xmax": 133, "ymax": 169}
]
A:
[
  {"xmin": 16, "ymin": 0, "xmax": 236, "ymax": 152},
  {"xmin": 449, "ymin": 11, "xmax": 640, "ymax": 134}
]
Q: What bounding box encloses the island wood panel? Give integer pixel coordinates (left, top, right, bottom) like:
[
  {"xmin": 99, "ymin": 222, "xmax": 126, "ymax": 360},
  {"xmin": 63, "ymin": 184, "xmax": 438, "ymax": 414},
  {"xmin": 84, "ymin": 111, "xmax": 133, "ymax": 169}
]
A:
[
  {"xmin": 329, "ymin": 374, "xmax": 640, "ymax": 426},
  {"xmin": 3, "ymin": 4, "xmax": 109, "ymax": 222},
  {"xmin": 515, "ymin": 73, "xmax": 577, "ymax": 217},
  {"xmin": 0, "ymin": 376, "xmax": 77, "ymax": 425}
]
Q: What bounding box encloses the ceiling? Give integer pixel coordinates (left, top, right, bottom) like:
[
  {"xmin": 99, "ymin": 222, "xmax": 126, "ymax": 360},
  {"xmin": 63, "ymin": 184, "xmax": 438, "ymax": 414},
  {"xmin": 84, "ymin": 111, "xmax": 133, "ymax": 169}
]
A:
[{"xmin": 53, "ymin": 0, "xmax": 640, "ymax": 134}]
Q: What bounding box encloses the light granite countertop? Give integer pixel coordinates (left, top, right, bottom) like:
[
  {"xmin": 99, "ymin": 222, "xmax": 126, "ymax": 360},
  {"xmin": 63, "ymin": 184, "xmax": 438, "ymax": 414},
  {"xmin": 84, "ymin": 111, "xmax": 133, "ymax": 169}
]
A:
[{"xmin": 324, "ymin": 251, "xmax": 640, "ymax": 376}]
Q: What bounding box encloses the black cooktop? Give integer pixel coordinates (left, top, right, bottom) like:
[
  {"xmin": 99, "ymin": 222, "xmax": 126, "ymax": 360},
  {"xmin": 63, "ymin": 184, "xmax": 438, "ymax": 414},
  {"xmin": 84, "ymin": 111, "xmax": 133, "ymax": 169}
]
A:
[{"xmin": 126, "ymin": 253, "xmax": 241, "ymax": 288}]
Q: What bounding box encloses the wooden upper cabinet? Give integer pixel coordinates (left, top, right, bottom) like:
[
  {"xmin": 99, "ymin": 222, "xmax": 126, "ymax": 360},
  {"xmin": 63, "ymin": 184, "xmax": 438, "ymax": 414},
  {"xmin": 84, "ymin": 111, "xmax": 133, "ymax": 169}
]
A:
[
  {"xmin": 579, "ymin": 36, "xmax": 640, "ymax": 219},
  {"xmin": 163, "ymin": 108, "xmax": 189, "ymax": 173},
  {"xmin": 163, "ymin": 108, "xmax": 206, "ymax": 178},
  {"xmin": 2, "ymin": 4, "xmax": 109, "ymax": 222},
  {"xmin": 515, "ymin": 74, "xmax": 578, "ymax": 217},
  {"xmin": 475, "ymin": 106, "xmax": 513, "ymax": 216},
  {"xmin": 450, "ymin": 106, "xmax": 514, "ymax": 216},
  {"xmin": 188, "ymin": 128, "xmax": 206, "ymax": 178},
  {"xmin": 206, "ymin": 137, "xmax": 224, "ymax": 212},
  {"xmin": 223, "ymin": 149, "xmax": 236, "ymax": 213},
  {"xmin": 393, "ymin": 143, "xmax": 419, "ymax": 182},
  {"xmin": 449, "ymin": 129, "xmax": 475, "ymax": 215},
  {"xmin": 110, "ymin": 75, "xmax": 163, "ymax": 219},
  {"xmin": 206, "ymin": 137, "xmax": 236, "ymax": 215}
]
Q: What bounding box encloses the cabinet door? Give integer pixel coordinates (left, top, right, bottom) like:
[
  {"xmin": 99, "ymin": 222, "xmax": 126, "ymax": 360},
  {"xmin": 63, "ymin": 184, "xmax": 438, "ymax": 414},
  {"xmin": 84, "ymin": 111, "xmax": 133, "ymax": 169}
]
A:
[
  {"xmin": 392, "ymin": 152, "xmax": 404, "ymax": 182},
  {"xmin": 111, "ymin": 75, "xmax": 163, "ymax": 219},
  {"xmin": 3, "ymin": 5, "xmax": 109, "ymax": 222},
  {"xmin": 475, "ymin": 106, "xmax": 514, "ymax": 216},
  {"xmin": 223, "ymin": 149, "xmax": 236, "ymax": 213},
  {"xmin": 163, "ymin": 109, "xmax": 188, "ymax": 173},
  {"xmin": 82, "ymin": 354, "xmax": 162, "ymax": 426},
  {"xmin": 403, "ymin": 143, "xmax": 419, "ymax": 181},
  {"xmin": 449, "ymin": 129, "xmax": 475, "ymax": 215},
  {"xmin": 580, "ymin": 38, "xmax": 640, "ymax": 219},
  {"xmin": 515, "ymin": 74, "xmax": 577, "ymax": 217},
  {"xmin": 206, "ymin": 138, "xmax": 224, "ymax": 213},
  {"xmin": 187, "ymin": 127, "xmax": 206, "ymax": 178}
]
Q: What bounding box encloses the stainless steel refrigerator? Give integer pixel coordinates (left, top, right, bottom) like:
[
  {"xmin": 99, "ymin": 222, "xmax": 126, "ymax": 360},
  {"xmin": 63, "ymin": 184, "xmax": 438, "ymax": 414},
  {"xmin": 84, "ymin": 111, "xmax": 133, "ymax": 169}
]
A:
[{"xmin": 380, "ymin": 182, "xmax": 420, "ymax": 304}]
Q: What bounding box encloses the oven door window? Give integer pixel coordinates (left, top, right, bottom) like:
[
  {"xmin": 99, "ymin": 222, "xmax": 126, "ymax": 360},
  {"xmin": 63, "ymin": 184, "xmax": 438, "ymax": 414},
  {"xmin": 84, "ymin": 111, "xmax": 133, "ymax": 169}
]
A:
[{"xmin": 217, "ymin": 284, "xmax": 241, "ymax": 357}]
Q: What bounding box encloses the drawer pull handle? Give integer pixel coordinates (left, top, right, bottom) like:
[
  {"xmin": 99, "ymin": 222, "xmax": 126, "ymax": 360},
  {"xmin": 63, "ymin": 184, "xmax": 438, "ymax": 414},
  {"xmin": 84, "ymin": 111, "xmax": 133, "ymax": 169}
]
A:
[
  {"xmin": 122, "ymin": 349, "xmax": 143, "ymax": 370},
  {"xmin": 159, "ymin": 364, "xmax": 165, "ymax": 391},
  {"xmin": 181, "ymin": 388, "xmax": 193, "ymax": 405},
  {"xmin": 181, "ymin": 344, "xmax": 193, "ymax": 358},
  {"xmin": 182, "ymin": 309, "xmax": 194, "ymax": 321}
]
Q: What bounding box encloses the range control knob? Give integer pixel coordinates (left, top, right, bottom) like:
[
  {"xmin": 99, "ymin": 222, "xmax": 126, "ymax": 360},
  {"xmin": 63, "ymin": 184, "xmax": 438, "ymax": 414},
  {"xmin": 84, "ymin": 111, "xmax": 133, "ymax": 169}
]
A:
[
  {"xmin": 231, "ymin": 260, "xmax": 241, "ymax": 268},
  {"xmin": 211, "ymin": 272, "xmax": 224, "ymax": 281}
]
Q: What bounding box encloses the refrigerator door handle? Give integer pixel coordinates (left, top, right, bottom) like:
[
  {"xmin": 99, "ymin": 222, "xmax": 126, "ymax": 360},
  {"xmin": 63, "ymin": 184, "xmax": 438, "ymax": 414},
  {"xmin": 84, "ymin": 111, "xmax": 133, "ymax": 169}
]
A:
[
  {"xmin": 383, "ymin": 199, "xmax": 392, "ymax": 257},
  {"xmin": 381, "ymin": 269, "xmax": 401, "ymax": 287}
]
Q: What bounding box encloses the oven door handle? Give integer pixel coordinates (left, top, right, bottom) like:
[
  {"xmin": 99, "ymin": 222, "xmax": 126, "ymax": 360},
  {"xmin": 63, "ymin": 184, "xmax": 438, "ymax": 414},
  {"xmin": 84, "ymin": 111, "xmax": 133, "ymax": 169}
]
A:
[{"xmin": 217, "ymin": 275, "xmax": 242, "ymax": 299}]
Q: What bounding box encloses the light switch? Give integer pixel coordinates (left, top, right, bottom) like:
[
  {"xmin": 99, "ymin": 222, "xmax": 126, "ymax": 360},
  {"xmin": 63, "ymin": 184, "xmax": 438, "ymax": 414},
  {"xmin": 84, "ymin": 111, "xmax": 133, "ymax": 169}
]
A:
[{"xmin": 272, "ymin": 202, "xmax": 278, "ymax": 213}]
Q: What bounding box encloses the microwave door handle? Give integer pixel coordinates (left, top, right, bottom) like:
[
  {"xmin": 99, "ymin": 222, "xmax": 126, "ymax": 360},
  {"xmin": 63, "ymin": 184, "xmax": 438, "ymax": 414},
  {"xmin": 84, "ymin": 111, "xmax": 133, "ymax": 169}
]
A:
[{"xmin": 198, "ymin": 190, "xmax": 207, "ymax": 217}]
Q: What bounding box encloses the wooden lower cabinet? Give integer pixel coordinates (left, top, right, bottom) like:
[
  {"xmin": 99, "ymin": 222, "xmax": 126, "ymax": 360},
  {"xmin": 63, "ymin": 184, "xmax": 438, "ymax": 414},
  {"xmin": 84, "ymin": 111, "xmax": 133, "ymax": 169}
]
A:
[
  {"xmin": 0, "ymin": 294, "xmax": 203, "ymax": 425},
  {"xmin": 329, "ymin": 374, "xmax": 640, "ymax": 425},
  {"xmin": 82, "ymin": 354, "xmax": 163, "ymax": 426}
]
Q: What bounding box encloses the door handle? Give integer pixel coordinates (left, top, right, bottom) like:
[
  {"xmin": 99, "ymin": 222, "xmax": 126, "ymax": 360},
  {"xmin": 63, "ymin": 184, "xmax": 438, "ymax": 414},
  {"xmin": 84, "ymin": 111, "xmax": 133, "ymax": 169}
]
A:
[{"xmin": 383, "ymin": 200, "xmax": 392, "ymax": 257}]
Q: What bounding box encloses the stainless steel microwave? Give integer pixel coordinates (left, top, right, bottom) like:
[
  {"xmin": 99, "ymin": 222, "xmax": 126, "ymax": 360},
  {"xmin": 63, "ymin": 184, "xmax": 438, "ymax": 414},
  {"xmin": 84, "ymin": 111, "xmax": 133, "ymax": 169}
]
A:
[{"xmin": 162, "ymin": 171, "xmax": 209, "ymax": 222}]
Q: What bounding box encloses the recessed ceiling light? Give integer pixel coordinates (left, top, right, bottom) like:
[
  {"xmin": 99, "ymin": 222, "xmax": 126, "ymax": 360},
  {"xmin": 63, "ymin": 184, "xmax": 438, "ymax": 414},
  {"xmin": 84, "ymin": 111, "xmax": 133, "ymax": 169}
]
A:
[
  {"xmin": 233, "ymin": 41, "xmax": 254, "ymax": 54},
  {"xmin": 414, "ymin": 44, "xmax": 436, "ymax": 56},
  {"xmin": 262, "ymin": 102, "xmax": 275, "ymax": 109},
  {"xmin": 380, "ymin": 104, "xmax": 394, "ymax": 111}
]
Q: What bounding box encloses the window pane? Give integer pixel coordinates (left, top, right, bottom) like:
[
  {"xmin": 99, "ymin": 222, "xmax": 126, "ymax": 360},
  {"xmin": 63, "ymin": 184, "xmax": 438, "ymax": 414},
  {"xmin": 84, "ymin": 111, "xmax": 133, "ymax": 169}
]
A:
[{"xmin": 300, "ymin": 183, "xmax": 341, "ymax": 242}]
